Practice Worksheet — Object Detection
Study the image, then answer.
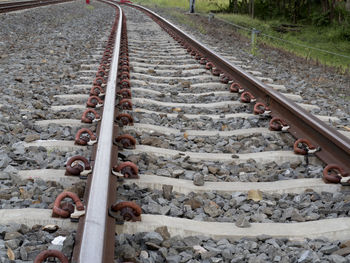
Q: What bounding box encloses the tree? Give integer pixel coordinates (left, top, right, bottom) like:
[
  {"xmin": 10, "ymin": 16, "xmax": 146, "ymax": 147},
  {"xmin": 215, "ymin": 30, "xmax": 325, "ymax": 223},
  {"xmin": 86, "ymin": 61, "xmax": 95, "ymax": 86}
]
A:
[
  {"xmin": 228, "ymin": 0, "xmax": 238, "ymax": 12},
  {"xmin": 249, "ymin": 0, "xmax": 255, "ymax": 18},
  {"xmin": 330, "ymin": 0, "xmax": 336, "ymax": 21},
  {"xmin": 225, "ymin": 0, "xmax": 349, "ymax": 25}
]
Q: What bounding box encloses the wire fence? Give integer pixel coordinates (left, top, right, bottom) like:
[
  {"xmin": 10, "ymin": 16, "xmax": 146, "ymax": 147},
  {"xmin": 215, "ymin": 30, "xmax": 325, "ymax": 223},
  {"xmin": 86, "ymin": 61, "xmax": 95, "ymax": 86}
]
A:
[{"xmin": 213, "ymin": 15, "xmax": 350, "ymax": 60}]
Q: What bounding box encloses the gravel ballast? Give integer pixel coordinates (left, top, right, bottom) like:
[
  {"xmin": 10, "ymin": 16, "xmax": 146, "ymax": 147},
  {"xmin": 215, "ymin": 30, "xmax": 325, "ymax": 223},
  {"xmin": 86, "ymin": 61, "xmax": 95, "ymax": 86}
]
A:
[
  {"xmin": 0, "ymin": 1, "xmax": 115, "ymax": 261},
  {"xmin": 139, "ymin": 6, "xmax": 350, "ymax": 128},
  {"xmin": 113, "ymin": 6, "xmax": 350, "ymax": 262},
  {"xmin": 117, "ymin": 184, "xmax": 350, "ymax": 224},
  {"xmin": 0, "ymin": 223, "xmax": 75, "ymax": 262},
  {"xmin": 115, "ymin": 230, "xmax": 350, "ymax": 263},
  {"xmin": 0, "ymin": 0, "xmax": 114, "ymax": 173}
]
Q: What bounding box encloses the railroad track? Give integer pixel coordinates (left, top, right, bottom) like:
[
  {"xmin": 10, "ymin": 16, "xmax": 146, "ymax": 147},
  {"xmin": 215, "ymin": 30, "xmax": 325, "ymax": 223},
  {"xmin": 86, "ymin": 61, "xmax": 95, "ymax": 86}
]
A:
[
  {"xmin": 1, "ymin": 0, "xmax": 350, "ymax": 262},
  {"xmin": 0, "ymin": 0, "xmax": 73, "ymax": 13}
]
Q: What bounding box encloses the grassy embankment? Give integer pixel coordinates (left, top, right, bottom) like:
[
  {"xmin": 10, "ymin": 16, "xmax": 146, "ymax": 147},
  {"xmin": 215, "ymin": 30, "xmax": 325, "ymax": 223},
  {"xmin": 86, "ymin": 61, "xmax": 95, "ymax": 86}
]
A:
[{"xmin": 133, "ymin": 0, "xmax": 350, "ymax": 72}]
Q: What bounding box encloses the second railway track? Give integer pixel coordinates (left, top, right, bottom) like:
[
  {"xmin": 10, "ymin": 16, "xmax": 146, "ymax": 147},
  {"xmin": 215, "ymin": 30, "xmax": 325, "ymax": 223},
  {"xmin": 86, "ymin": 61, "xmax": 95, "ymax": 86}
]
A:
[
  {"xmin": 0, "ymin": 0, "xmax": 74, "ymax": 13},
  {"xmin": 1, "ymin": 0, "xmax": 350, "ymax": 262}
]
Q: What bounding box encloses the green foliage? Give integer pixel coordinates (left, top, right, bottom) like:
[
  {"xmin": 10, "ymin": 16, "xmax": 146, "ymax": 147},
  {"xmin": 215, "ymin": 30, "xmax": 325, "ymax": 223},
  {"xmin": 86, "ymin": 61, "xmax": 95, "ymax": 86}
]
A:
[
  {"xmin": 85, "ymin": 4, "xmax": 95, "ymax": 10},
  {"xmin": 338, "ymin": 26, "xmax": 350, "ymax": 41},
  {"xmin": 169, "ymin": 11, "xmax": 207, "ymax": 34},
  {"xmin": 217, "ymin": 13, "xmax": 350, "ymax": 71},
  {"xmin": 311, "ymin": 11, "xmax": 330, "ymax": 27},
  {"xmin": 135, "ymin": 0, "xmax": 226, "ymax": 13},
  {"xmin": 133, "ymin": 0, "xmax": 350, "ymax": 71},
  {"xmin": 253, "ymin": 1, "xmax": 271, "ymax": 20}
]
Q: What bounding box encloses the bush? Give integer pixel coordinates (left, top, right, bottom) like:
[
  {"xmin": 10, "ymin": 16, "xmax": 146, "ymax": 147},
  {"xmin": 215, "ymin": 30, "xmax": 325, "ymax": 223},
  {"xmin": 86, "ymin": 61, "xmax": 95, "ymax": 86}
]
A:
[
  {"xmin": 311, "ymin": 11, "xmax": 330, "ymax": 26},
  {"xmin": 254, "ymin": 1, "xmax": 270, "ymax": 20},
  {"xmin": 339, "ymin": 26, "xmax": 350, "ymax": 41}
]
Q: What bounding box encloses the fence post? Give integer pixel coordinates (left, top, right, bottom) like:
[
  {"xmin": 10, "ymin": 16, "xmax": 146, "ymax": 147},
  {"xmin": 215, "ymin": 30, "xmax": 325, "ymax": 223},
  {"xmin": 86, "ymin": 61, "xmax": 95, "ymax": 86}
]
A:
[
  {"xmin": 251, "ymin": 28, "xmax": 256, "ymax": 54},
  {"xmin": 189, "ymin": 0, "xmax": 195, "ymax": 13},
  {"xmin": 208, "ymin": 12, "xmax": 214, "ymax": 22},
  {"xmin": 251, "ymin": 28, "xmax": 256, "ymax": 46}
]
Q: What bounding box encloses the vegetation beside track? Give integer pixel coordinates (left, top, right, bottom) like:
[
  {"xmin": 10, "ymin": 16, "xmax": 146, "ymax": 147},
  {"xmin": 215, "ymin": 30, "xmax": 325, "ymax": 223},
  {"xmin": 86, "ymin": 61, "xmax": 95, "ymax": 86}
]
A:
[{"xmin": 133, "ymin": 0, "xmax": 350, "ymax": 72}]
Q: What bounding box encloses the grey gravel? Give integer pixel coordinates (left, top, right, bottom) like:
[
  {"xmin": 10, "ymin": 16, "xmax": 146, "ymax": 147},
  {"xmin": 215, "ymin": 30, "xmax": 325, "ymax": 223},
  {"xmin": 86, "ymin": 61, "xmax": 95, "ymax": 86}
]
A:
[
  {"xmin": 0, "ymin": 2, "xmax": 113, "ymax": 261},
  {"xmin": 130, "ymin": 130, "xmax": 294, "ymax": 154},
  {"xmin": 0, "ymin": 0, "xmax": 114, "ymax": 173},
  {"xmin": 117, "ymin": 184, "xmax": 350, "ymax": 223},
  {"xmin": 121, "ymin": 151, "xmax": 324, "ymax": 182},
  {"xmin": 0, "ymin": 223, "xmax": 75, "ymax": 262},
  {"xmin": 143, "ymin": 6, "xmax": 350, "ymax": 127},
  {"xmin": 115, "ymin": 229, "xmax": 350, "ymax": 263},
  {"xmin": 118, "ymin": 5, "xmax": 350, "ymax": 263}
]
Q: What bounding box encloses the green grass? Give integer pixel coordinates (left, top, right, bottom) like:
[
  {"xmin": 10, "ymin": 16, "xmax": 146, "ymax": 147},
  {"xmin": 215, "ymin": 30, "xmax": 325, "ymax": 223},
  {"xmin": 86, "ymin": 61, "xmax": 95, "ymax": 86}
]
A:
[
  {"xmin": 85, "ymin": 4, "xmax": 95, "ymax": 10},
  {"xmin": 169, "ymin": 11, "xmax": 208, "ymax": 34},
  {"xmin": 218, "ymin": 13, "xmax": 350, "ymax": 72},
  {"xmin": 133, "ymin": 0, "xmax": 350, "ymax": 72},
  {"xmin": 135, "ymin": 0, "xmax": 226, "ymax": 13}
]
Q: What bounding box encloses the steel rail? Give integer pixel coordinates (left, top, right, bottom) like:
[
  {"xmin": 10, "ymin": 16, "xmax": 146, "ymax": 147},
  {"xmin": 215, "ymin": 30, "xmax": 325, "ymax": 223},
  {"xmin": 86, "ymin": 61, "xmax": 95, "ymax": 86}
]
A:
[
  {"xmin": 0, "ymin": 0, "xmax": 73, "ymax": 13},
  {"xmin": 124, "ymin": 3, "xmax": 350, "ymax": 173},
  {"xmin": 75, "ymin": 3, "xmax": 122, "ymax": 263},
  {"xmin": 0, "ymin": 0, "xmax": 43, "ymax": 8}
]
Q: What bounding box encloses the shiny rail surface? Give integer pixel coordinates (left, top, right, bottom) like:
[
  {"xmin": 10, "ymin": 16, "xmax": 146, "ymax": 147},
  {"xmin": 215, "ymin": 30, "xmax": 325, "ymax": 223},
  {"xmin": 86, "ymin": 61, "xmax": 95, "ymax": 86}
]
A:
[
  {"xmin": 0, "ymin": 0, "xmax": 73, "ymax": 13},
  {"xmin": 72, "ymin": 2, "xmax": 122, "ymax": 263},
  {"xmin": 124, "ymin": 2, "xmax": 350, "ymax": 174}
]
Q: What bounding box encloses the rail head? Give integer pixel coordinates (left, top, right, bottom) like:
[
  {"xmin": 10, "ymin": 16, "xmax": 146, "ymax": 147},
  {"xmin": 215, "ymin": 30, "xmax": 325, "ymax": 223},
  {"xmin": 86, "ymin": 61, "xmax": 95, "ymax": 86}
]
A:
[
  {"xmin": 0, "ymin": 0, "xmax": 73, "ymax": 13},
  {"xmin": 124, "ymin": 3, "xmax": 350, "ymax": 172},
  {"xmin": 77, "ymin": 3, "xmax": 123, "ymax": 263}
]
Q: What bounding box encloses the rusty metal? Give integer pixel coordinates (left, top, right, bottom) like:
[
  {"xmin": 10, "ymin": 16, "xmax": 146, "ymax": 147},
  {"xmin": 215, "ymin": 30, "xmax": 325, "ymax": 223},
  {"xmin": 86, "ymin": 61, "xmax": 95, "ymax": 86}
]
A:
[
  {"xmin": 99, "ymin": 63, "xmax": 110, "ymax": 71},
  {"xmin": 199, "ymin": 58, "xmax": 207, "ymax": 65},
  {"xmin": 112, "ymin": 161, "xmax": 139, "ymax": 178},
  {"xmin": 119, "ymin": 98, "xmax": 132, "ymax": 110},
  {"xmin": 269, "ymin": 117, "xmax": 290, "ymax": 132},
  {"xmin": 205, "ymin": 62, "xmax": 214, "ymax": 70},
  {"xmin": 115, "ymin": 134, "xmax": 136, "ymax": 149},
  {"xmin": 116, "ymin": 113, "xmax": 134, "ymax": 126},
  {"xmin": 118, "ymin": 88, "xmax": 132, "ymax": 99},
  {"xmin": 93, "ymin": 76, "xmax": 107, "ymax": 87},
  {"xmin": 120, "ymin": 78, "xmax": 130, "ymax": 88},
  {"xmin": 323, "ymin": 164, "xmax": 348, "ymax": 184},
  {"xmin": 111, "ymin": 201, "xmax": 142, "ymax": 222},
  {"xmin": 65, "ymin": 155, "xmax": 91, "ymax": 176},
  {"xmin": 127, "ymin": 3, "xmax": 350, "ymax": 173},
  {"xmin": 52, "ymin": 191, "xmax": 84, "ymax": 218},
  {"xmin": 120, "ymin": 71, "xmax": 130, "ymax": 80},
  {"xmin": 293, "ymin": 138, "xmax": 318, "ymax": 155},
  {"xmin": 87, "ymin": 95, "xmax": 104, "ymax": 108},
  {"xmin": 0, "ymin": 0, "xmax": 73, "ymax": 13},
  {"xmin": 253, "ymin": 102, "xmax": 271, "ymax": 115},
  {"xmin": 229, "ymin": 82, "xmax": 244, "ymax": 93},
  {"xmin": 90, "ymin": 85, "xmax": 105, "ymax": 96},
  {"xmin": 34, "ymin": 249, "xmax": 68, "ymax": 263},
  {"xmin": 120, "ymin": 65, "xmax": 129, "ymax": 72},
  {"xmin": 120, "ymin": 54, "xmax": 129, "ymax": 60},
  {"xmin": 240, "ymin": 91, "xmax": 256, "ymax": 103},
  {"xmin": 96, "ymin": 69, "xmax": 107, "ymax": 78},
  {"xmin": 119, "ymin": 60, "xmax": 129, "ymax": 67},
  {"xmin": 220, "ymin": 74, "xmax": 230, "ymax": 84},
  {"xmin": 81, "ymin": 108, "xmax": 101, "ymax": 123},
  {"xmin": 75, "ymin": 128, "xmax": 97, "ymax": 146},
  {"xmin": 211, "ymin": 67, "xmax": 221, "ymax": 76}
]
